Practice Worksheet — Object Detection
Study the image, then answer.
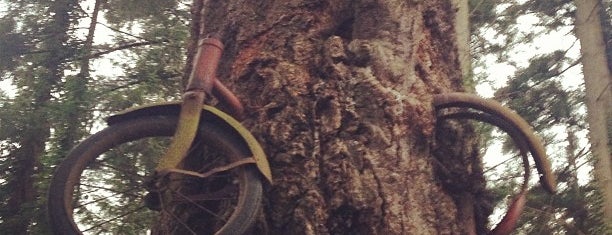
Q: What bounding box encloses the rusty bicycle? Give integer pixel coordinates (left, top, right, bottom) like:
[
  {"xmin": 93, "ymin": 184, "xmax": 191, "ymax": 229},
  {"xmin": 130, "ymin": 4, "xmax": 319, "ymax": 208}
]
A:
[
  {"xmin": 47, "ymin": 36, "xmax": 555, "ymax": 235},
  {"xmin": 47, "ymin": 37, "xmax": 272, "ymax": 235}
]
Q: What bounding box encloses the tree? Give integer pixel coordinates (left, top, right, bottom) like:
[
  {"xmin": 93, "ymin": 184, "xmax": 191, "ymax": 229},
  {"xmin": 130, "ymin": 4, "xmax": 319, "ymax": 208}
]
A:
[
  {"xmin": 574, "ymin": 0, "xmax": 612, "ymax": 230},
  {"xmin": 0, "ymin": 0, "xmax": 188, "ymax": 233},
  {"xmin": 453, "ymin": 0, "xmax": 472, "ymax": 87},
  {"xmin": 468, "ymin": 0, "xmax": 612, "ymax": 232},
  {"xmin": 0, "ymin": 1, "xmax": 78, "ymax": 234},
  {"xmin": 169, "ymin": 0, "xmax": 493, "ymax": 233},
  {"xmin": 493, "ymin": 52, "xmax": 602, "ymax": 232},
  {"xmin": 3, "ymin": 0, "xmax": 568, "ymax": 233}
]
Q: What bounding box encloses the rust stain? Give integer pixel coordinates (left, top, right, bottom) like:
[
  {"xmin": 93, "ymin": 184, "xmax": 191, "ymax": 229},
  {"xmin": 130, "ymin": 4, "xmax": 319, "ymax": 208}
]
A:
[{"xmin": 231, "ymin": 33, "xmax": 270, "ymax": 78}]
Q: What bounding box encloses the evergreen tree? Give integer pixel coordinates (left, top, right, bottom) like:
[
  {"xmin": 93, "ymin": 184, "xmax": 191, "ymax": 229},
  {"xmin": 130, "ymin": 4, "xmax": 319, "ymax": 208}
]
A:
[
  {"xmin": 0, "ymin": 1, "xmax": 79, "ymax": 233},
  {"xmin": 470, "ymin": 0, "xmax": 611, "ymax": 233},
  {"xmin": 0, "ymin": 0, "xmax": 189, "ymax": 233},
  {"xmin": 3, "ymin": 0, "xmax": 606, "ymax": 233},
  {"xmin": 574, "ymin": 0, "xmax": 612, "ymax": 231}
]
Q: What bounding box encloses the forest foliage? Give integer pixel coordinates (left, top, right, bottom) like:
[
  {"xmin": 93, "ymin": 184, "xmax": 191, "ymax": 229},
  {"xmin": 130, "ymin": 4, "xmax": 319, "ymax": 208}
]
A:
[
  {"xmin": 470, "ymin": 0, "xmax": 611, "ymax": 233},
  {"xmin": 0, "ymin": 0, "xmax": 610, "ymax": 234}
]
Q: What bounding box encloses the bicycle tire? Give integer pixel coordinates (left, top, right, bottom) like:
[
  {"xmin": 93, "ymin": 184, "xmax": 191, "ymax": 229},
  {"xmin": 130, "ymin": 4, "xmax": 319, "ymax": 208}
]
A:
[
  {"xmin": 48, "ymin": 115, "xmax": 263, "ymax": 235},
  {"xmin": 433, "ymin": 92, "xmax": 555, "ymax": 193}
]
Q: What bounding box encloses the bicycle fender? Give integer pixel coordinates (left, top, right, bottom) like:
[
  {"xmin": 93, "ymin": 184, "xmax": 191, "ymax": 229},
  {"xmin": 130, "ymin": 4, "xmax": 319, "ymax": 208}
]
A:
[{"xmin": 106, "ymin": 101, "xmax": 273, "ymax": 183}]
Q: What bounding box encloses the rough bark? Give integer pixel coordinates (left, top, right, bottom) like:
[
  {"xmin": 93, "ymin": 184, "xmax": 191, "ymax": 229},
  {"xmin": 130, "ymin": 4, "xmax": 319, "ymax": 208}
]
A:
[
  {"xmin": 574, "ymin": 0, "xmax": 612, "ymax": 229},
  {"xmin": 188, "ymin": 0, "xmax": 489, "ymax": 233}
]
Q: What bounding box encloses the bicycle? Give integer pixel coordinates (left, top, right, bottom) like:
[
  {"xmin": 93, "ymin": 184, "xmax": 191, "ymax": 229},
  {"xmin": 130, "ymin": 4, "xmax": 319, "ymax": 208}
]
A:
[
  {"xmin": 47, "ymin": 37, "xmax": 272, "ymax": 235},
  {"xmin": 47, "ymin": 36, "xmax": 556, "ymax": 235}
]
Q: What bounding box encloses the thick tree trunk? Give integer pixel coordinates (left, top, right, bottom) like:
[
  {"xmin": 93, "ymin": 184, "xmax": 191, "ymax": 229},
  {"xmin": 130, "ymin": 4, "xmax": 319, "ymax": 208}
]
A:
[
  {"xmin": 574, "ymin": 0, "xmax": 612, "ymax": 229},
  {"xmin": 188, "ymin": 0, "xmax": 489, "ymax": 233}
]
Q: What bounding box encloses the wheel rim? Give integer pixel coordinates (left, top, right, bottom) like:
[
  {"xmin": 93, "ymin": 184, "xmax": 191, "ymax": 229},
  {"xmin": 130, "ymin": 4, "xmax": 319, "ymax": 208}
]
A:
[{"xmin": 57, "ymin": 118, "xmax": 252, "ymax": 234}]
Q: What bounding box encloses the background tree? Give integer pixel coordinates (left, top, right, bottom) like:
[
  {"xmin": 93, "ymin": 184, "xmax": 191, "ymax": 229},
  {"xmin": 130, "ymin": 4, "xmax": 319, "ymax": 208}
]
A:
[
  {"xmin": 574, "ymin": 0, "xmax": 612, "ymax": 230},
  {"xmin": 0, "ymin": 1, "xmax": 78, "ymax": 233},
  {"xmin": 469, "ymin": 0, "xmax": 611, "ymax": 233},
  {"xmin": 0, "ymin": 0, "xmax": 187, "ymax": 233}
]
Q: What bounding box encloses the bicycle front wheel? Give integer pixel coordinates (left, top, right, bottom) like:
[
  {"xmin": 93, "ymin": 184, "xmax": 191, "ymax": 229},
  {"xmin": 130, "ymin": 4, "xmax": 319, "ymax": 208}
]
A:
[{"xmin": 48, "ymin": 115, "xmax": 263, "ymax": 235}]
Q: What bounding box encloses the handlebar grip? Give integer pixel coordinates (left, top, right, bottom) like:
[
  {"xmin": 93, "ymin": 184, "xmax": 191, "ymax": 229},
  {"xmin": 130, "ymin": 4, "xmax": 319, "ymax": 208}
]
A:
[{"xmin": 186, "ymin": 37, "xmax": 224, "ymax": 93}]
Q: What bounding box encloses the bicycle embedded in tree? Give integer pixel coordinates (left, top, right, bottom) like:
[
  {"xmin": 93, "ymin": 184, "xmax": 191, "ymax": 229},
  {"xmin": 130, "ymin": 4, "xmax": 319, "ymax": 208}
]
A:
[
  {"xmin": 47, "ymin": 37, "xmax": 272, "ymax": 235},
  {"xmin": 47, "ymin": 36, "xmax": 555, "ymax": 235}
]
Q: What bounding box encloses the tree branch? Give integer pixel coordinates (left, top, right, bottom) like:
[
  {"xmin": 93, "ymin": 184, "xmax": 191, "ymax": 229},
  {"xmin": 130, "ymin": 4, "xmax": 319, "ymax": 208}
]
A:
[
  {"xmin": 87, "ymin": 40, "xmax": 167, "ymax": 59},
  {"xmin": 96, "ymin": 21, "xmax": 152, "ymax": 42}
]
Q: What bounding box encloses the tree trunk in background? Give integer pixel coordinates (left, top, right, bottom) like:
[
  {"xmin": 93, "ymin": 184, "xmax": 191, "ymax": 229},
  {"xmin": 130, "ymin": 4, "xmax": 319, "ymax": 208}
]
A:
[
  {"xmin": 451, "ymin": 0, "xmax": 472, "ymax": 87},
  {"xmin": 55, "ymin": 0, "xmax": 100, "ymax": 156},
  {"xmin": 565, "ymin": 129, "xmax": 590, "ymax": 232},
  {"xmin": 3, "ymin": 1, "xmax": 75, "ymax": 234},
  {"xmin": 188, "ymin": 0, "xmax": 489, "ymax": 233},
  {"xmin": 574, "ymin": 0, "xmax": 612, "ymax": 229}
]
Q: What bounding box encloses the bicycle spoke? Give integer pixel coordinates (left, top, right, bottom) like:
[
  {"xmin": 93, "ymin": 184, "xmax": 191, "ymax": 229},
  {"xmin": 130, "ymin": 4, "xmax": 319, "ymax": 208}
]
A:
[
  {"xmin": 76, "ymin": 185, "xmax": 138, "ymax": 198},
  {"xmin": 79, "ymin": 183, "xmax": 142, "ymax": 197},
  {"xmin": 94, "ymin": 161, "xmax": 148, "ymax": 180},
  {"xmin": 170, "ymin": 187, "xmax": 230, "ymax": 222},
  {"xmin": 160, "ymin": 197, "xmax": 198, "ymax": 235},
  {"xmin": 165, "ymin": 158, "xmax": 255, "ymax": 179},
  {"xmin": 49, "ymin": 116, "xmax": 262, "ymax": 235},
  {"xmin": 82, "ymin": 205, "xmax": 148, "ymax": 233},
  {"xmin": 74, "ymin": 190, "xmax": 139, "ymax": 209},
  {"xmin": 483, "ymin": 155, "xmax": 516, "ymax": 174},
  {"xmin": 170, "ymin": 174, "xmax": 227, "ymax": 184},
  {"xmin": 196, "ymin": 156, "xmax": 225, "ymax": 173},
  {"xmin": 189, "ymin": 138, "xmax": 227, "ymax": 171},
  {"xmin": 173, "ymin": 184, "xmax": 237, "ymax": 202},
  {"xmin": 75, "ymin": 189, "xmax": 144, "ymax": 210}
]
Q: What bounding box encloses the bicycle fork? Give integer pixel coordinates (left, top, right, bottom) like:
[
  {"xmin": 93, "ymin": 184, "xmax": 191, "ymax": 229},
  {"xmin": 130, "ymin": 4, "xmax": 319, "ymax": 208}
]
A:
[{"xmin": 153, "ymin": 37, "xmax": 267, "ymax": 180}]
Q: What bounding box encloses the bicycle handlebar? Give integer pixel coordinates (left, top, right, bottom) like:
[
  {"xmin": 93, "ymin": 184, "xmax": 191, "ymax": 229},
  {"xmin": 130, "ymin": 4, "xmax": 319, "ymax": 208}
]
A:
[
  {"xmin": 186, "ymin": 37, "xmax": 244, "ymax": 120},
  {"xmin": 187, "ymin": 37, "xmax": 224, "ymax": 93}
]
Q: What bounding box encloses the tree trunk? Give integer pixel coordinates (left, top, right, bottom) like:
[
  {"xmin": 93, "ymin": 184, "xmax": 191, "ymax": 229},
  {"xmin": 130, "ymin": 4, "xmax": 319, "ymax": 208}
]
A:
[
  {"xmin": 565, "ymin": 129, "xmax": 590, "ymax": 233},
  {"xmin": 187, "ymin": 0, "xmax": 489, "ymax": 233},
  {"xmin": 56, "ymin": 0, "xmax": 100, "ymax": 154},
  {"xmin": 4, "ymin": 1, "xmax": 75, "ymax": 234},
  {"xmin": 451, "ymin": 0, "xmax": 471, "ymax": 86},
  {"xmin": 574, "ymin": 0, "xmax": 612, "ymax": 229}
]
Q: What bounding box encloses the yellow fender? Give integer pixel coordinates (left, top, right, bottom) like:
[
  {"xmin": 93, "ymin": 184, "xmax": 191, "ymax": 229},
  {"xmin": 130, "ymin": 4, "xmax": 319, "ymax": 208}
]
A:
[{"xmin": 107, "ymin": 101, "xmax": 273, "ymax": 183}]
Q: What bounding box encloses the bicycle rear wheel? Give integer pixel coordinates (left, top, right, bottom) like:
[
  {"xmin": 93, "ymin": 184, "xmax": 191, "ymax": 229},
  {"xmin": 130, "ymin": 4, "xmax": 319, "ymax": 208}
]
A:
[{"xmin": 48, "ymin": 115, "xmax": 263, "ymax": 235}]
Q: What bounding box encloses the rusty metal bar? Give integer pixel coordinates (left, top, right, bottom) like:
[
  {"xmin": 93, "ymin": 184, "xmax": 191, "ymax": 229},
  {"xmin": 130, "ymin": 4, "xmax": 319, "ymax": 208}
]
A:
[
  {"xmin": 433, "ymin": 92, "xmax": 556, "ymax": 193},
  {"xmin": 186, "ymin": 37, "xmax": 224, "ymax": 93}
]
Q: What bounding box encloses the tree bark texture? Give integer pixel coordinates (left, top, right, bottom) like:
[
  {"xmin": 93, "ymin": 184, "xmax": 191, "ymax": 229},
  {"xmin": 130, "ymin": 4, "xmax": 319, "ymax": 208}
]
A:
[
  {"xmin": 574, "ymin": 0, "xmax": 612, "ymax": 229},
  {"xmin": 192, "ymin": 0, "xmax": 489, "ymax": 234}
]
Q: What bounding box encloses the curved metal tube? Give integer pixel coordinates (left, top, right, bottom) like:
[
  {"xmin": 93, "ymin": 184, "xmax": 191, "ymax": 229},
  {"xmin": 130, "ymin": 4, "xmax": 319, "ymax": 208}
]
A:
[
  {"xmin": 433, "ymin": 92, "xmax": 555, "ymax": 193},
  {"xmin": 438, "ymin": 111, "xmax": 531, "ymax": 235},
  {"xmin": 434, "ymin": 92, "xmax": 557, "ymax": 235},
  {"xmin": 437, "ymin": 111, "xmax": 531, "ymax": 191}
]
